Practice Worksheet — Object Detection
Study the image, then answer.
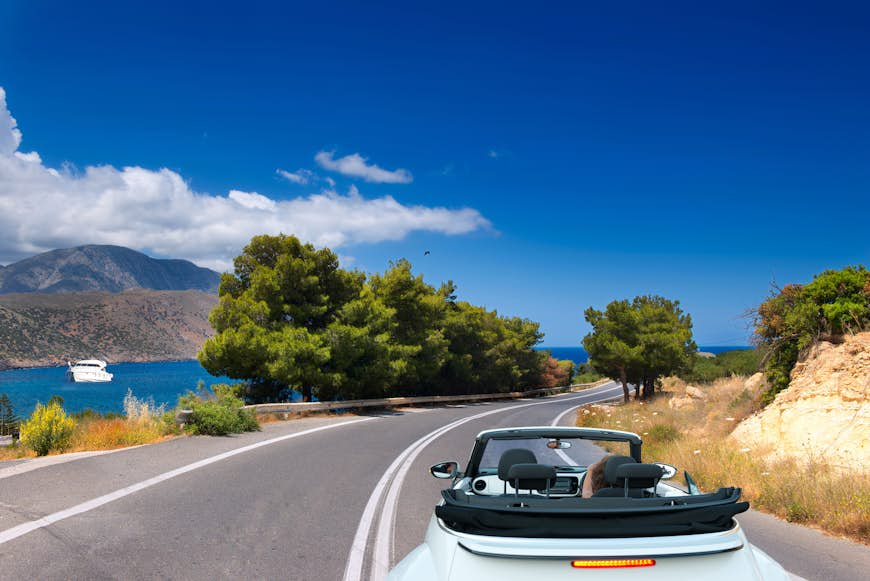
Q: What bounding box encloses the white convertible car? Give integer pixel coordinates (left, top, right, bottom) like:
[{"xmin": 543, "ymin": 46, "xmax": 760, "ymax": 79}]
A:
[{"xmin": 389, "ymin": 426, "xmax": 789, "ymax": 580}]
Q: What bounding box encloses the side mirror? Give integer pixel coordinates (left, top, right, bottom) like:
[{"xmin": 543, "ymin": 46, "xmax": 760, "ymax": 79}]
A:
[
  {"xmin": 653, "ymin": 462, "xmax": 678, "ymax": 480},
  {"xmin": 430, "ymin": 461, "xmax": 460, "ymax": 479}
]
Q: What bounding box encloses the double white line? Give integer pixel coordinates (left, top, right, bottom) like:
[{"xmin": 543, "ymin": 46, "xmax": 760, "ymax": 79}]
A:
[{"xmin": 342, "ymin": 382, "xmax": 622, "ymax": 581}]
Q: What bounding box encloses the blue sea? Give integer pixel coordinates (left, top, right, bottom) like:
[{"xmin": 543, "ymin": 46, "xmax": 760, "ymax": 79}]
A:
[
  {"xmin": 536, "ymin": 346, "xmax": 752, "ymax": 365},
  {"xmin": 0, "ymin": 361, "xmax": 229, "ymax": 418}
]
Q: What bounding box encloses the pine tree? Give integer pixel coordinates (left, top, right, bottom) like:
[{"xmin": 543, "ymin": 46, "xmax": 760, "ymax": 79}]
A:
[{"xmin": 0, "ymin": 393, "xmax": 20, "ymax": 436}]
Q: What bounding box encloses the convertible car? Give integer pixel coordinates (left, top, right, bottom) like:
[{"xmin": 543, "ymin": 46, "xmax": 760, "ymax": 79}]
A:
[{"xmin": 388, "ymin": 426, "xmax": 789, "ymax": 580}]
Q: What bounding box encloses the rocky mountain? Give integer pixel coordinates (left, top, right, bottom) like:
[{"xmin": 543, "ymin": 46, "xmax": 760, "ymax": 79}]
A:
[
  {"xmin": 731, "ymin": 332, "xmax": 870, "ymax": 470},
  {"xmin": 0, "ymin": 290, "xmax": 218, "ymax": 369},
  {"xmin": 0, "ymin": 245, "xmax": 221, "ymax": 294}
]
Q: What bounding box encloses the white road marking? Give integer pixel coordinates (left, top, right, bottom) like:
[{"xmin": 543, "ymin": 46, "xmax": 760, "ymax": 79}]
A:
[
  {"xmin": 0, "ymin": 418, "xmax": 374, "ymax": 546},
  {"xmin": 346, "ymin": 382, "xmax": 623, "ymax": 581}
]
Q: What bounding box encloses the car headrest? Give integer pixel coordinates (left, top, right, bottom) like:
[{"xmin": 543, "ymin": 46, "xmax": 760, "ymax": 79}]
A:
[
  {"xmin": 614, "ymin": 463, "xmax": 665, "ymax": 488},
  {"xmin": 507, "ymin": 463, "xmax": 557, "ymax": 491},
  {"xmin": 498, "ymin": 448, "xmax": 538, "ymax": 481},
  {"xmin": 603, "ymin": 455, "xmax": 637, "ymax": 485}
]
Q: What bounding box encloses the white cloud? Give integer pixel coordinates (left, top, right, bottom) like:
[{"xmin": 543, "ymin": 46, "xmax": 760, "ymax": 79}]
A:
[
  {"xmin": 0, "ymin": 88, "xmax": 490, "ymax": 271},
  {"xmin": 0, "ymin": 88, "xmax": 23, "ymax": 155},
  {"xmin": 276, "ymin": 168, "xmax": 313, "ymax": 185},
  {"xmin": 315, "ymin": 150, "xmax": 413, "ymax": 184}
]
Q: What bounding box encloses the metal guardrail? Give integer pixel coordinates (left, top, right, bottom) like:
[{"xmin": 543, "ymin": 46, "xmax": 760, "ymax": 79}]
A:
[{"xmin": 242, "ymin": 378, "xmax": 611, "ymax": 415}]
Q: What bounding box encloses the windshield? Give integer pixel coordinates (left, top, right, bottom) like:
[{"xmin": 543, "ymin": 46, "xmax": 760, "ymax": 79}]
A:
[{"xmin": 477, "ymin": 436, "xmax": 633, "ymax": 473}]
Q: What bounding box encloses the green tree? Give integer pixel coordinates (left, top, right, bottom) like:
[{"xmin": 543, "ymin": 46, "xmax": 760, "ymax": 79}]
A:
[
  {"xmin": 583, "ymin": 295, "xmax": 695, "ymax": 400},
  {"xmin": 632, "ymin": 295, "xmax": 696, "ymax": 398},
  {"xmin": 0, "ymin": 393, "xmax": 20, "ymax": 436},
  {"xmin": 583, "ymin": 299, "xmax": 643, "ymax": 402},
  {"xmin": 199, "ymin": 234, "xmax": 364, "ymax": 402},
  {"xmin": 368, "ymin": 259, "xmax": 449, "ymax": 394},
  {"xmin": 755, "ymin": 265, "xmax": 870, "ymax": 403}
]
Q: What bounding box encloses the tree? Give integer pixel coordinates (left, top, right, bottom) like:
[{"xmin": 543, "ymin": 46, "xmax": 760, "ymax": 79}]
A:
[
  {"xmin": 368, "ymin": 259, "xmax": 449, "ymax": 394},
  {"xmin": 0, "ymin": 393, "xmax": 20, "ymax": 436},
  {"xmin": 583, "ymin": 299, "xmax": 642, "ymax": 402},
  {"xmin": 199, "ymin": 234, "xmax": 364, "ymax": 402},
  {"xmin": 632, "ymin": 295, "xmax": 696, "ymax": 398},
  {"xmin": 583, "ymin": 295, "xmax": 695, "ymax": 401},
  {"xmin": 199, "ymin": 234, "xmax": 552, "ymax": 401}
]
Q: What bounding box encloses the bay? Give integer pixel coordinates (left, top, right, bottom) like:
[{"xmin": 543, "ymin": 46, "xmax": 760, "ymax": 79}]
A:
[{"xmin": 0, "ymin": 360, "xmax": 229, "ymax": 418}]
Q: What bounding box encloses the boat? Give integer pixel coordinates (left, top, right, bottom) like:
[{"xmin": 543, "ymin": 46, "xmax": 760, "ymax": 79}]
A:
[{"xmin": 66, "ymin": 359, "xmax": 113, "ymax": 382}]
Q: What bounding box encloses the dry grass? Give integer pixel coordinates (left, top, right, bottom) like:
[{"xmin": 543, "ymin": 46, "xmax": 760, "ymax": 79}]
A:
[
  {"xmin": 576, "ymin": 376, "xmax": 870, "ymax": 544},
  {"xmin": 0, "ymin": 443, "xmax": 34, "ymax": 461},
  {"xmin": 68, "ymin": 417, "xmax": 176, "ymax": 451}
]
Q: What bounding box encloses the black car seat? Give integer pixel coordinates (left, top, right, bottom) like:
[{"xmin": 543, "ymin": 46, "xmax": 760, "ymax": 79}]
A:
[
  {"xmin": 594, "ymin": 456, "xmax": 664, "ymax": 498},
  {"xmin": 498, "ymin": 448, "xmax": 537, "ymax": 493}
]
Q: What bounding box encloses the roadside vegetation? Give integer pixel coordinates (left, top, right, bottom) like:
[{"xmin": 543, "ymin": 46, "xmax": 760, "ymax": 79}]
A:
[
  {"xmin": 199, "ymin": 234, "xmax": 572, "ymax": 404},
  {"xmin": 575, "ymin": 375, "xmax": 870, "ymax": 544},
  {"xmin": 0, "ymin": 385, "xmax": 260, "ymax": 461}
]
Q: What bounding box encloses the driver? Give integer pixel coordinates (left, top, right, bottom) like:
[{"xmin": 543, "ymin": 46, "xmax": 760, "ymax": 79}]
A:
[{"xmin": 581, "ymin": 455, "xmax": 612, "ymax": 498}]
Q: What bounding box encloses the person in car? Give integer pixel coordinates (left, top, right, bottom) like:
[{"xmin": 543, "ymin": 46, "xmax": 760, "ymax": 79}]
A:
[{"xmin": 581, "ymin": 455, "xmax": 612, "ymax": 498}]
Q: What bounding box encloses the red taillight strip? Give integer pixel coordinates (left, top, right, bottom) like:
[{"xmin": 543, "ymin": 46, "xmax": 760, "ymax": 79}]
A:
[{"xmin": 571, "ymin": 558, "xmax": 656, "ymax": 568}]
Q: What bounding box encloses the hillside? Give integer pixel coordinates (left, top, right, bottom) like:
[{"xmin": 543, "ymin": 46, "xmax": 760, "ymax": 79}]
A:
[
  {"xmin": 732, "ymin": 332, "xmax": 870, "ymax": 469},
  {"xmin": 0, "ymin": 245, "xmax": 221, "ymax": 294},
  {"xmin": 0, "ymin": 290, "xmax": 218, "ymax": 369}
]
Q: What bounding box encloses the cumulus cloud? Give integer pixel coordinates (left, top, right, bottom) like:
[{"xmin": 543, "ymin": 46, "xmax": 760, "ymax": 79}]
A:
[
  {"xmin": 0, "ymin": 88, "xmax": 490, "ymax": 271},
  {"xmin": 315, "ymin": 150, "xmax": 413, "ymax": 184},
  {"xmin": 0, "ymin": 88, "xmax": 23, "ymax": 155},
  {"xmin": 276, "ymin": 168, "xmax": 313, "ymax": 185}
]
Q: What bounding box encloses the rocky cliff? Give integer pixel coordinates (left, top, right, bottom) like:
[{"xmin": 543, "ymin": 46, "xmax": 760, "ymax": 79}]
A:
[{"xmin": 731, "ymin": 332, "xmax": 870, "ymax": 469}]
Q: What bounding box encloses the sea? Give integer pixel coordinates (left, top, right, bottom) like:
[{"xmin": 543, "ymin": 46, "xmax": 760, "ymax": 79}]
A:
[
  {"xmin": 0, "ymin": 360, "xmax": 230, "ymax": 418},
  {"xmin": 537, "ymin": 346, "xmax": 751, "ymax": 365},
  {"xmin": 0, "ymin": 346, "xmax": 752, "ymax": 418}
]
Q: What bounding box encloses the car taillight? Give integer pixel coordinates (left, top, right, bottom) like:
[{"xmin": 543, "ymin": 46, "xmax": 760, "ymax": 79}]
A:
[{"xmin": 571, "ymin": 558, "xmax": 656, "ymax": 569}]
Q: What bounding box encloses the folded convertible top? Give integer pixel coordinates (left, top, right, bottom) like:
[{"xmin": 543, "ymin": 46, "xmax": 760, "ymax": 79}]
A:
[{"xmin": 435, "ymin": 488, "xmax": 749, "ymax": 538}]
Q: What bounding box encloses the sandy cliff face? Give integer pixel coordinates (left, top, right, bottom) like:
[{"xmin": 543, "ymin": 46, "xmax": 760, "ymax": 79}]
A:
[{"xmin": 731, "ymin": 333, "xmax": 870, "ymax": 469}]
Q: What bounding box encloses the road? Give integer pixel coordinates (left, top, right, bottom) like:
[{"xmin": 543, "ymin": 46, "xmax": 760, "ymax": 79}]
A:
[{"xmin": 0, "ymin": 382, "xmax": 867, "ymax": 580}]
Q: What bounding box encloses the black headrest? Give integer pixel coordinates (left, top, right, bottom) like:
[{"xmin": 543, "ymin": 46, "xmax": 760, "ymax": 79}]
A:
[
  {"xmin": 614, "ymin": 463, "xmax": 664, "ymax": 488},
  {"xmin": 498, "ymin": 448, "xmax": 537, "ymax": 481},
  {"xmin": 507, "ymin": 463, "xmax": 557, "ymax": 490},
  {"xmin": 603, "ymin": 455, "xmax": 637, "ymax": 485}
]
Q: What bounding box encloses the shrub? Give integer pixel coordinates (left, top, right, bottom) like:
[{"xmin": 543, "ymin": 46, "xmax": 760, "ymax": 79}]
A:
[
  {"xmin": 179, "ymin": 385, "xmax": 259, "ymax": 436},
  {"xmin": 647, "ymin": 423, "xmax": 681, "ymax": 443},
  {"xmin": 20, "ymin": 401, "xmax": 76, "ymax": 456}
]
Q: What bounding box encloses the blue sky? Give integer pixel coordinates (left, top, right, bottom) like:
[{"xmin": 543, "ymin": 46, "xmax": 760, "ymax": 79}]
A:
[{"xmin": 0, "ymin": 1, "xmax": 868, "ymax": 346}]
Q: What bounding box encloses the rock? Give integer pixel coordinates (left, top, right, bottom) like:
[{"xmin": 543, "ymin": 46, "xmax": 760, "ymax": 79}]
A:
[
  {"xmin": 685, "ymin": 385, "xmax": 706, "ymax": 399},
  {"xmin": 732, "ymin": 333, "xmax": 870, "ymax": 470}
]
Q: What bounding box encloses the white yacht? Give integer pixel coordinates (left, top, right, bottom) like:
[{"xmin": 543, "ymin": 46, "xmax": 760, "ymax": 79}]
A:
[{"xmin": 66, "ymin": 359, "xmax": 113, "ymax": 382}]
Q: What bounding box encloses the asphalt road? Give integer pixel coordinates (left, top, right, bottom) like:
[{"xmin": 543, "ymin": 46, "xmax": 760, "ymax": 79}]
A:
[{"xmin": 0, "ymin": 382, "xmax": 867, "ymax": 580}]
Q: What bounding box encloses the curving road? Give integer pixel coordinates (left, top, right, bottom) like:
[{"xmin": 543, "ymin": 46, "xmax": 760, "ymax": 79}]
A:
[{"xmin": 0, "ymin": 382, "xmax": 867, "ymax": 580}]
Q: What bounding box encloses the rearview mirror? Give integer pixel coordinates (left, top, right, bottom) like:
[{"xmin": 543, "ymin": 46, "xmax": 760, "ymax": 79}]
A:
[
  {"xmin": 547, "ymin": 439, "xmax": 572, "ymax": 449},
  {"xmin": 430, "ymin": 461, "xmax": 460, "ymax": 479}
]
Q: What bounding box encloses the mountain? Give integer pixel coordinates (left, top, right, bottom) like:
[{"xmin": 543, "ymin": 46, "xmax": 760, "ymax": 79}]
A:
[
  {"xmin": 0, "ymin": 245, "xmax": 221, "ymax": 294},
  {"xmin": 0, "ymin": 290, "xmax": 218, "ymax": 369}
]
